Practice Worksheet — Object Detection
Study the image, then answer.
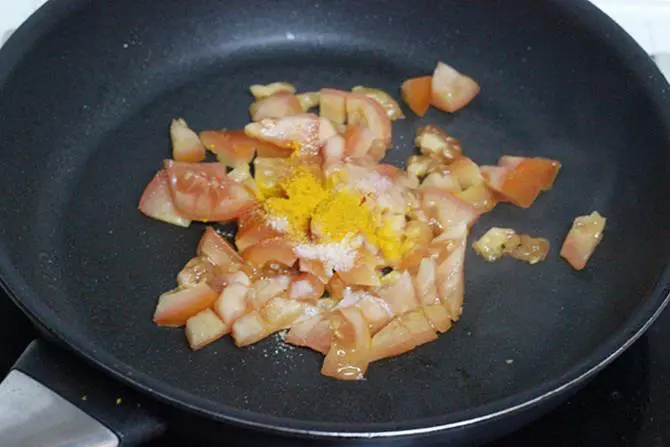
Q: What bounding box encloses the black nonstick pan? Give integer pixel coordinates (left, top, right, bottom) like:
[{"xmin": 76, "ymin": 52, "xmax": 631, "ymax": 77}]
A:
[{"xmin": 0, "ymin": 0, "xmax": 669, "ymax": 446}]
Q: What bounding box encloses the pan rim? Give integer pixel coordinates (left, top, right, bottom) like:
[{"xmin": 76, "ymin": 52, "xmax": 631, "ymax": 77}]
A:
[{"xmin": 1, "ymin": 0, "xmax": 670, "ymax": 439}]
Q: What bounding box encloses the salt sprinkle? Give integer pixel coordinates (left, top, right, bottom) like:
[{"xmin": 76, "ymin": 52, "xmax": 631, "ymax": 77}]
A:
[
  {"xmin": 295, "ymin": 240, "xmax": 357, "ymax": 274},
  {"xmin": 354, "ymin": 171, "xmax": 392, "ymax": 196},
  {"xmin": 290, "ymin": 279, "xmax": 313, "ymax": 299},
  {"xmin": 267, "ymin": 215, "xmax": 289, "ymax": 232}
]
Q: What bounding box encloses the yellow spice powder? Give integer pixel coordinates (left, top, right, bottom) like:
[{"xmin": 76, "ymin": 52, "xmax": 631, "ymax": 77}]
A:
[
  {"xmin": 263, "ymin": 165, "xmax": 328, "ymax": 238},
  {"xmin": 311, "ymin": 190, "xmax": 377, "ymax": 243},
  {"xmin": 261, "ymin": 163, "xmax": 408, "ymax": 262}
]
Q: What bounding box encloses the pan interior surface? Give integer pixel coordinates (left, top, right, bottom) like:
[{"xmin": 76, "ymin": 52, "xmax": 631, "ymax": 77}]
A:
[{"xmin": 0, "ymin": 0, "xmax": 669, "ymax": 434}]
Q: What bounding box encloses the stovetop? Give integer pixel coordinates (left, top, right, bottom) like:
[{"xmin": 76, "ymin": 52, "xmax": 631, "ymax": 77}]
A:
[{"xmin": 1, "ymin": 1, "xmax": 669, "ymax": 446}]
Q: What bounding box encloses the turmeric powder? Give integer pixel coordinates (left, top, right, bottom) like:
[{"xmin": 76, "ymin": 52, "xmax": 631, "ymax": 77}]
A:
[
  {"xmin": 261, "ymin": 163, "xmax": 408, "ymax": 261},
  {"xmin": 263, "ymin": 164, "xmax": 328, "ymax": 238},
  {"xmin": 311, "ymin": 190, "xmax": 376, "ymax": 243}
]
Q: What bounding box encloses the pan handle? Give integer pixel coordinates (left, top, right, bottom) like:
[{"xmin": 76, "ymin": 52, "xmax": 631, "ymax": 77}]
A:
[{"xmin": 0, "ymin": 340, "xmax": 166, "ymax": 447}]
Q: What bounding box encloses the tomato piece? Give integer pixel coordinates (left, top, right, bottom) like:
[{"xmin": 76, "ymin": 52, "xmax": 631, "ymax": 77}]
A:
[
  {"xmin": 325, "ymin": 273, "xmax": 347, "ymax": 300},
  {"xmin": 153, "ymin": 283, "xmax": 219, "ymax": 327},
  {"xmin": 323, "ymin": 134, "xmax": 346, "ymax": 161},
  {"xmin": 165, "ymin": 160, "xmax": 257, "ymax": 221},
  {"xmin": 343, "ymin": 125, "xmax": 377, "ymax": 159},
  {"xmin": 231, "ymin": 311, "xmax": 269, "ymax": 347},
  {"xmin": 249, "ymin": 92, "xmax": 303, "ymax": 121},
  {"xmin": 201, "ymin": 131, "xmax": 289, "ymax": 159},
  {"xmin": 138, "ymin": 169, "xmax": 191, "ymax": 227},
  {"xmin": 422, "ymin": 304, "xmax": 452, "ymax": 333},
  {"xmin": 401, "ymin": 75, "xmax": 432, "ymax": 117},
  {"xmin": 245, "ymin": 114, "xmax": 325, "ymax": 155},
  {"xmin": 299, "ymin": 258, "xmax": 329, "ymax": 284},
  {"xmin": 321, "ymin": 307, "xmax": 371, "ymax": 380},
  {"xmin": 213, "ymin": 282, "xmax": 250, "ymax": 326},
  {"xmin": 454, "ymin": 183, "xmax": 498, "ymax": 213},
  {"xmin": 259, "ymin": 296, "xmax": 306, "ymax": 329},
  {"xmin": 446, "ymin": 157, "xmax": 484, "ymax": 190},
  {"xmin": 435, "ymin": 234, "xmax": 466, "ymax": 321},
  {"xmin": 431, "ymin": 61, "xmax": 480, "ymax": 113},
  {"xmin": 199, "ymin": 130, "xmax": 256, "ymax": 167},
  {"xmin": 197, "ymin": 226, "xmax": 245, "ymax": 267},
  {"xmin": 319, "ymin": 88, "xmax": 348, "ymax": 124},
  {"xmin": 241, "ymin": 237, "xmax": 297, "ymax": 268},
  {"xmin": 369, "ymin": 308, "xmax": 438, "ymax": 363},
  {"xmin": 346, "ymin": 93, "xmax": 392, "ymax": 148},
  {"xmin": 337, "ymin": 263, "xmax": 381, "ymax": 288},
  {"xmin": 504, "ymin": 157, "xmax": 561, "ymax": 192},
  {"xmin": 170, "ymin": 118, "xmax": 205, "ymax": 163},
  {"xmin": 185, "ymin": 308, "xmax": 228, "ymax": 350},
  {"xmin": 285, "ymin": 315, "xmax": 332, "ymax": 354},
  {"xmin": 177, "ymin": 256, "xmax": 216, "ymax": 289},
  {"xmin": 414, "ymin": 257, "xmax": 438, "ymax": 306},
  {"xmin": 235, "ymin": 208, "xmax": 284, "ymax": 252},
  {"xmin": 378, "ymin": 271, "xmax": 419, "ymax": 315},
  {"xmin": 560, "ymin": 211, "xmax": 606, "ymax": 271},
  {"xmin": 288, "ymin": 272, "xmax": 325, "ymax": 301},
  {"xmin": 420, "ymin": 188, "xmax": 480, "ymax": 230}
]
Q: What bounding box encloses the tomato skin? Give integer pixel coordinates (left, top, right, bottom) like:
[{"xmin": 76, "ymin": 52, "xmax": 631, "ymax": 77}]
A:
[
  {"xmin": 401, "ymin": 76, "xmax": 432, "ymax": 117},
  {"xmin": 164, "ymin": 160, "xmax": 257, "ymax": 222},
  {"xmin": 138, "ymin": 169, "xmax": 191, "ymax": 227},
  {"xmin": 199, "ymin": 130, "xmax": 256, "ymax": 167}
]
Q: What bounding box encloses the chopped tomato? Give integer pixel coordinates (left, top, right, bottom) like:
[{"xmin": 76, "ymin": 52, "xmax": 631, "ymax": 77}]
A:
[
  {"xmin": 199, "ymin": 130, "xmax": 256, "ymax": 167},
  {"xmin": 354, "ymin": 294, "xmax": 393, "ymax": 334},
  {"xmin": 401, "ymin": 75, "xmax": 432, "ymax": 117},
  {"xmin": 245, "ymin": 114, "xmax": 325, "ymax": 155},
  {"xmin": 414, "ymin": 257, "xmax": 438, "ymax": 306},
  {"xmin": 138, "ymin": 169, "xmax": 191, "ymax": 227},
  {"xmin": 319, "ymin": 88, "xmax": 348, "ymax": 124},
  {"xmin": 185, "ymin": 308, "xmax": 229, "ymax": 350},
  {"xmin": 323, "ymin": 134, "xmax": 346, "ymax": 161},
  {"xmin": 420, "ymin": 188, "xmax": 480, "ymax": 230},
  {"xmin": 337, "ymin": 263, "xmax": 381, "ymax": 288},
  {"xmin": 241, "ymin": 238, "xmax": 297, "ymax": 268},
  {"xmin": 346, "ymin": 93, "xmax": 392, "ymax": 148},
  {"xmin": 235, "ymin": 208, "xmax": 284, "ymax": 252},
  {"xmin": 482, "ymin": 157, "xmax": 560, "ymax": 208},
  {"xmin": 249, "ymin": 92, "xmax": 303, "ymax": 122},
  {"xmin": 299, "ymin": 258, "xmax": 329, "ymax": 284},
  {"xmin": 259, "ymin": 296, "xmax": 306, "ymax": 329},
  {"xmin": 213, "ymin": 282, "xmax": 250, "ymax": 326},
  {"xmin": 446, "ymin": 157, "xmax": 484, "ymax": 190},
  {"xmin": 560, "ymin": 211, "xmax": 606, "ymax": 271},
  {"xmin": 435, "ymin": 235, "xmax": 466, "ymax": 321},
  {"xmin": 288, "ymin": 272, "xmax": 325, "ymax": 301},
  {"xmin": 153, "ymin": 283, "xmax": 219, "ymax": 327},
  {"xmin": 165, "ymin": 160, "xmax": 256, "ymax": 221},
  {"xmin": 501, "ymin": 156, "xmax": 561, "ymax": 192},
  {"xmin": 325, "ymin": 273, "xmax": 347, "ymax": 300},
  {"xmin": 285, "ymin": 315, "xmax": 332, "ymax": 354},
  {"xmin": 231, "ymin": 311, "xmax": 268, "ymax": 347},
  {"xmin": 343, "ymin": 125, "xmax": 376, "ymax": 159},
  {"xmin": 321, "ymin": 307, "xmax": 371, "ymax": 380},
  {"xmin": 454, "ymin": 183, "xmax": 498, "ymax": 213},
  {"xmin": 430, "ymin": 61, "xmax": 480, "ymax": 113},
  {"xmin": 177, "ymin": 256, "xmax": 215, "ymax": 289},
  {"xmin": 170, "ymin": 118, "xmax": 205, "ymax": 163},
  {"xmin": 197, "ymin": 227, "xmax": 245, "ymax": 267},
  {"xmin": 378, "ymin": 271, "xmax": 419, "ymax": 315},
  {"xmin": 422, "ymin": 304, "xmax": 452, "ymax": 333},
  {"xmin": 369, "ymin": 308, "xmax": 437, "ymax": 362}
]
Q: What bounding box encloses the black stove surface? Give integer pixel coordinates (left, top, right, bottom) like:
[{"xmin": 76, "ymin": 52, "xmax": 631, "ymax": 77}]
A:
[{"xmin": 2, "ymin": 290, "xmax": 668, "ymax": 447}]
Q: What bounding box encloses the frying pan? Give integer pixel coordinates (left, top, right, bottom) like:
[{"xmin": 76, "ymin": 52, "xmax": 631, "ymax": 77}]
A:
[{"xmin": 0, "ymin": 0, "xmax": 669, "ymax": 446}]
